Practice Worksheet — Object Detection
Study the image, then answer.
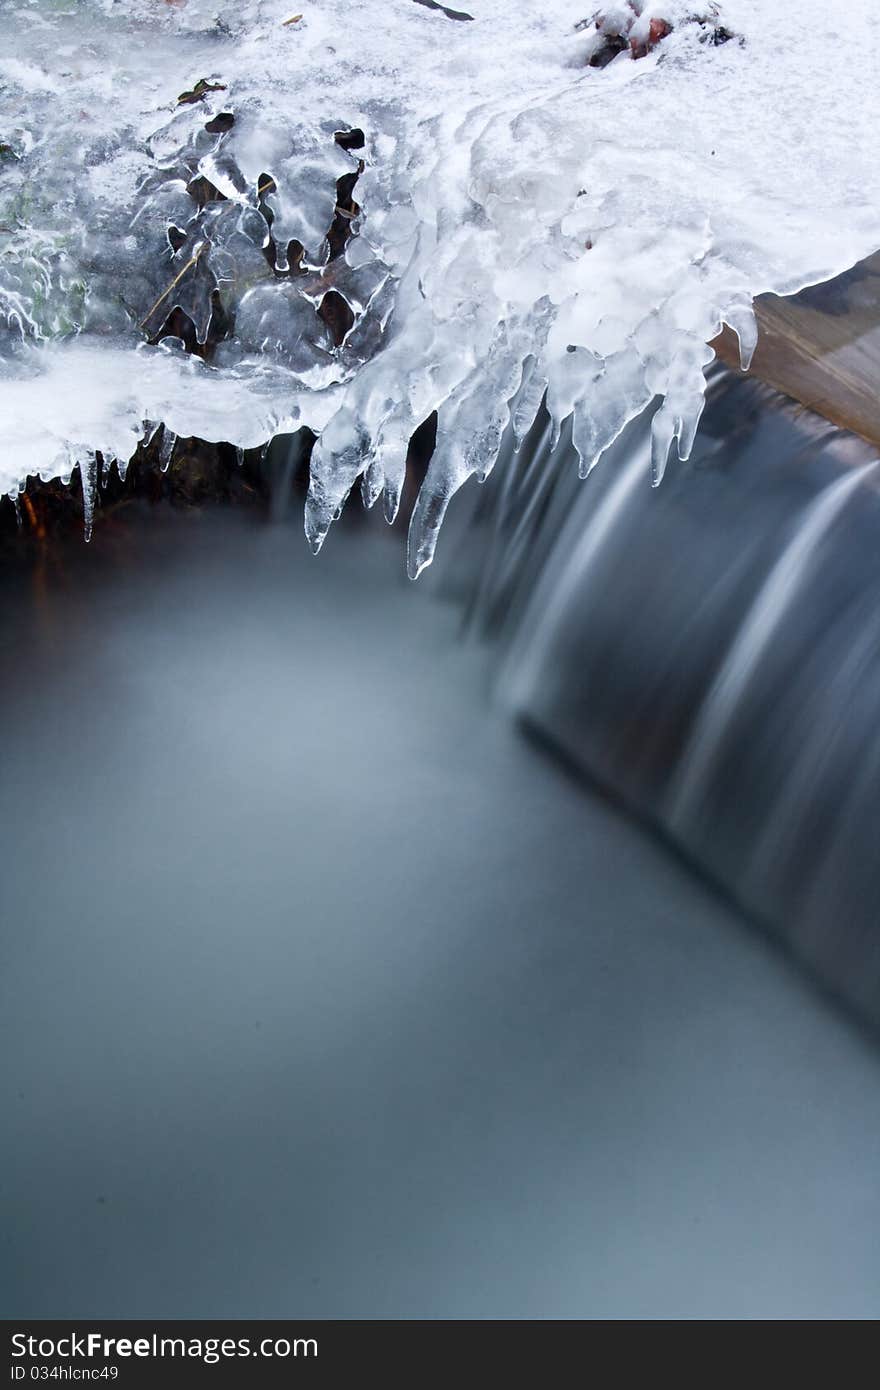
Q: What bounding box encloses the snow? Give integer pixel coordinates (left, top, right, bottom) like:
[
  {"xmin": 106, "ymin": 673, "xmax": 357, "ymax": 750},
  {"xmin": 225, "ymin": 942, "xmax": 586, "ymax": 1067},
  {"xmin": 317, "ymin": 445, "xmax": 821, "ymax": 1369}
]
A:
[{"xmin": 1, "ymin": 0, "xmax": 879, "ymax": 571}]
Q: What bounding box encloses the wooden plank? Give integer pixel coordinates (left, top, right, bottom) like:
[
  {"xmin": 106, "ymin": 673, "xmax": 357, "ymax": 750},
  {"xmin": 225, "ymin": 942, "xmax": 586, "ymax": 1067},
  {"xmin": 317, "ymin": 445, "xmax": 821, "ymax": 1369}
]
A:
[{"xmin": 711, "ymin": 252, "xmax": 880, "ymax": 450}]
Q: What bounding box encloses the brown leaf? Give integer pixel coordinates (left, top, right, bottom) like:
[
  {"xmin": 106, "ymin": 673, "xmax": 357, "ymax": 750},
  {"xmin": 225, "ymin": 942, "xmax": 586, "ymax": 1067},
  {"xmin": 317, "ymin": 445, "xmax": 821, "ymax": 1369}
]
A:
[{"xmin": 177, "ymin": 78, "xmax": 227, "ymax": 106}]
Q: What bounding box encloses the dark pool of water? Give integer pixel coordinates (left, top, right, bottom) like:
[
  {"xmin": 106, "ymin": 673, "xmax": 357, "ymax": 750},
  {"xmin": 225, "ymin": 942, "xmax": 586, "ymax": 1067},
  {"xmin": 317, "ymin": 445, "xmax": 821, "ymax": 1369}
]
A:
[{"xmin": 2, "ymin": 505, "xmax": 879, "ymax": 1317}]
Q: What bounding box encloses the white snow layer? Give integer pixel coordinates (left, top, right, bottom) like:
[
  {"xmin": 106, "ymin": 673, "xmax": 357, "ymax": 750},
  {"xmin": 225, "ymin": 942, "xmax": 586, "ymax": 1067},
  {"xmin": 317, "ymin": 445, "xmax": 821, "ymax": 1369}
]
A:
[{"xmin": 1, "ymin": 0, "xmax": 879, "ymax": 572}]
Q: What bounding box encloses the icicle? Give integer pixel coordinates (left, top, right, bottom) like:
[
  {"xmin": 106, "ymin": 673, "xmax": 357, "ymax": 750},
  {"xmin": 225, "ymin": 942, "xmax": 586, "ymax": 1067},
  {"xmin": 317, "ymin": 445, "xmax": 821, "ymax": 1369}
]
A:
[
  {"xmin": 80, "ymin": 453, "xmax": 97, "ymax": 542},
  {"xmin": 374, "ymin": 415, "xmax": 414, "ymax": 526},
  {"xmin": 305, "ymin": 414, "xmax": 371, "ymax": 553},
  {"xmin": 650, "ymin": 404, "xmax": 676, "ymax": 487},
  {"xmin": 408, "ymin": 485, "xmax": 452, "ymax": 579},
  {"xmin": 407, "ymin": 436, "xmax": 462, "ymax": 578},
  {"xmin": 571, "ymin": 349, "xmax": 648, "ymax": 480},
  {"xmin": 1, "ymin": 0, "xmax": 879, "ymax": 567},
  {"xmin": 383, "ymin": 482, "xmax": 401, "ymax": 526},
  {"xmin": 512, "ymin": 359, "xmax": 548, "ymax": 449},
  {"xmin": 723, "ymin": 301, "xmax": 759, "ymax": 372},
  {"xmin": 361, "ymin": 456, "xmax": 384, "ymax": 509},
  {"xmin": 158, "ymin": 427, "xmax": 176, "ymax": 473},
  {"xmin": 674, "ymin": 393, "xmax": 705, "ymax": 462}
]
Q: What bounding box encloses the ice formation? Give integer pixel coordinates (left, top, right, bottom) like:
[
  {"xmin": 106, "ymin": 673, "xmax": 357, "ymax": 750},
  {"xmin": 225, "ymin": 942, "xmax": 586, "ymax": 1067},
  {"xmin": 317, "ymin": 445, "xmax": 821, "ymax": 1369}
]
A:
[{"xmin": 1, "ymin": 0, "xmax": 879, "ymax": 572}]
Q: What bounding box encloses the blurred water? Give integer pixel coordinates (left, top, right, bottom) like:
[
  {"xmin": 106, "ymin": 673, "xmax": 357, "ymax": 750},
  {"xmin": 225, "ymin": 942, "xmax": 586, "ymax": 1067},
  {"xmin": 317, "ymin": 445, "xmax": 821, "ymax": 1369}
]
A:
[
  {"xmin": 2, "ymin": 502, "xmax": 880, "ymax": 1318},
  {"xmin": 454, "ymin": 370, "xmax": 880, "ymax": 1028}
]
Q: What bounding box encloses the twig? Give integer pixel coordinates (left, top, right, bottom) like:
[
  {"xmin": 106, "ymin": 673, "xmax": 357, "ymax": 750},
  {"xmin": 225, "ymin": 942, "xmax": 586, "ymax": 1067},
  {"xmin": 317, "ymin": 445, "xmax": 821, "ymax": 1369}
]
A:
[{"xmin": 139, "ymin": 241, "xmax": 206, "ymax": 329}]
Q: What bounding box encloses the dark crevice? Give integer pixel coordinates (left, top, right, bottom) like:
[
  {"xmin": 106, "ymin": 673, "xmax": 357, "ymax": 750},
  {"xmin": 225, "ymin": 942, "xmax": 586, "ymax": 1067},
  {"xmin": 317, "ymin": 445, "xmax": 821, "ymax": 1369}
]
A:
[
  {"xmin": 186, "ymin": 175, "xmax": 227, "ymax": 208},
  {"xmin": 257, "ymin": 171, "xmax": 277, "ymax": 209},
  {"xmin": 204, "ymin": 111, "xmax": 235, "ymax": 134},
  {"xmin": 318, "ymin": 290, "xmax": 355, "ymax": 346},
  {"xmin": 327, "ymin": 167, "xmax": 362, "ymax": 261},
  {"xmin": 167, "ymin": 224, "xmax": 187, "ymax": 253},
  {"xmin": 334, "ymin": 127, "xmax": 365, "ymax": 151},
  {"xmin": 149, "ymin": 306, "xmax": 202, "ymax": 356},
  {"xmin": 206, "ymin": 288, "xmax": 233, "ymax": 349},
  {"xmin": 147, "ymin": 288, "xmax": 231, "ymax": 362},
  {"xmin": 263, "ymin": 237, "xmax": 305, "ymax": 277}
]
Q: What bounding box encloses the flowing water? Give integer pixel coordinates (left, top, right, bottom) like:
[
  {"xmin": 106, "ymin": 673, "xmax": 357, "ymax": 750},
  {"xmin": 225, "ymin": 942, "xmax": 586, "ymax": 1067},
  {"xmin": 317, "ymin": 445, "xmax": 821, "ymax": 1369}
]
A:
[
  {"xmin": 479, "ymin": 368, "xmax": 880, "ymax": 1027},
  {"xmin": 3, "ymin": 495, "xmax": 880, "ymax": 1317}
]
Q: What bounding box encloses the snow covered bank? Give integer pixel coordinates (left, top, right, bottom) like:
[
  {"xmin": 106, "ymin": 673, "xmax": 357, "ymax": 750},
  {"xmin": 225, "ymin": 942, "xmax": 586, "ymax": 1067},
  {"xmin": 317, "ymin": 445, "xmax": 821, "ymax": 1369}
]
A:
[{"xmin": 2, "ymin": 0, "xmax": 879, "ymax": 571}]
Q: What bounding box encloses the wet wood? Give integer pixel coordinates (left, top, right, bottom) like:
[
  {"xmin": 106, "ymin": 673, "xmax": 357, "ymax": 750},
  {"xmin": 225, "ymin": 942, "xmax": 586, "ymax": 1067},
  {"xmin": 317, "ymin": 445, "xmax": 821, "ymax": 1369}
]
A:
[{"xmin": 712, "ymin": 252, "xmax": 880, "ymax": 450}]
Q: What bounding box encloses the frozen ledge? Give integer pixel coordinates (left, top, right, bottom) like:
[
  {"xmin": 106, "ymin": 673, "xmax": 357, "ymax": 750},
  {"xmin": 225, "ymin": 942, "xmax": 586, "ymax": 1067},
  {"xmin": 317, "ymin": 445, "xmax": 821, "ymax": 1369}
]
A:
[{"xmin": 2, "ymin": 1, "xmax": 880, "ymax": 571}]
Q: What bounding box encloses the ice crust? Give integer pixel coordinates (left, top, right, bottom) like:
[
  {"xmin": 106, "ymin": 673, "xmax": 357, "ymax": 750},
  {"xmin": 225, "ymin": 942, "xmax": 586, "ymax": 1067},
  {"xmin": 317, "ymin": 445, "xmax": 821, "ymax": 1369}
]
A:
[{"xmin": 1, "ymin": 0, "xmax": 879, "ymax": 572}]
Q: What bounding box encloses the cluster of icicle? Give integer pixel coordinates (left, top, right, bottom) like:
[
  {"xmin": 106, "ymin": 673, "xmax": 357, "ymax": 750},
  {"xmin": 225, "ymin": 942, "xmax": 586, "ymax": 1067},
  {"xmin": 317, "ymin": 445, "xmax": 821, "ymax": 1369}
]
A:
[{"xmin": 1, "ymin": 0, "xmax": 879, "ymax": 572}]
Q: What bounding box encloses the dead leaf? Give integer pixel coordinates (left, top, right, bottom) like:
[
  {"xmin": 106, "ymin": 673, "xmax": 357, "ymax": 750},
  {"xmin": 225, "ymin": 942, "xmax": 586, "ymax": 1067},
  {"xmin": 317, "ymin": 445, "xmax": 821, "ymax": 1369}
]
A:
[{"xmin": 177, "ymin": 78, "xmax": 227, "ymax": 106}]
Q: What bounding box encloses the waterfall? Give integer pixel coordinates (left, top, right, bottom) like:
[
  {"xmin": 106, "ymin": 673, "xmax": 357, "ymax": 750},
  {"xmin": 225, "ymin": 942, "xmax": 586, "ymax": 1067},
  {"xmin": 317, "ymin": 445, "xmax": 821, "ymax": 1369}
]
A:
[
  {"xmin": 666, "ymin": 459, "xmax": 879, "ymax": 833},
  {"xmin": 449, "ymin": 367, "xmax": 880, "ymax": 1027}
]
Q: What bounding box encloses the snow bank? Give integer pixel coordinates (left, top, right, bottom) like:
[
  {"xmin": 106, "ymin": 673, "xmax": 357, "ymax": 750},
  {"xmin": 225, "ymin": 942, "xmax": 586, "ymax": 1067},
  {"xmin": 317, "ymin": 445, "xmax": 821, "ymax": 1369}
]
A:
[{"xmin": 1, "ymin": 0, "xmax": 879, "ymax": 571}]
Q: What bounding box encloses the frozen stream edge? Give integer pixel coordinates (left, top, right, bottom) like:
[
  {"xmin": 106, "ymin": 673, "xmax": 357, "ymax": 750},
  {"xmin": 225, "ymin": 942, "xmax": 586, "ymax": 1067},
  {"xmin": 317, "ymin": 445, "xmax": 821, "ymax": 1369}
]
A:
[{"xmin": 2, "ymin": 1, "xmax": 880, "ymax": 572}]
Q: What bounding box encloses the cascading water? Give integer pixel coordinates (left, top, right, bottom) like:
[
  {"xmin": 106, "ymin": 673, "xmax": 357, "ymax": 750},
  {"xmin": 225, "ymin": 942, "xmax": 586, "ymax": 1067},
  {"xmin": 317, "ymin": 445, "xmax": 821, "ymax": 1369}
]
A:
[
  {"xmin": 2, "ymin": 0, "xmax": 880, "ymax": 1025},
  {"xmin": 444, "ymin": 366, "xmax": 880, "ymax": 1026},
  {"xmin": 5, "ymin": 0, "xmax": 880, "ymax": 1325},
  {"xmin": 665, "ymin": 460, "xmax": 880, "ymax": 833}
]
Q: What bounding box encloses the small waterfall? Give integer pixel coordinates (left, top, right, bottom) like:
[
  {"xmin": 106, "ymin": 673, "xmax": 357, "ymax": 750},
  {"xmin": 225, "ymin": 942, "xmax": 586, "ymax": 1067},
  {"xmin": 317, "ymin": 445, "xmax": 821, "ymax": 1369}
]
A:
[
  {"xmin": 443, "ymin": 366, "xmax": 880, "ymax": 1027},
  {"xmin": 268, "ymin": 430, "xmax": 310, "ymax": 523},
  {"xmin": 743, "ymin": 589, "xmax": 880, "ymax": 911},
  {"xmin": 500, "ymin": 434, "xmax": 651, "ymax": 711},
  {"xmin": 666, "ymin": 459, "xmax": 879, "ymax": 834}
]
